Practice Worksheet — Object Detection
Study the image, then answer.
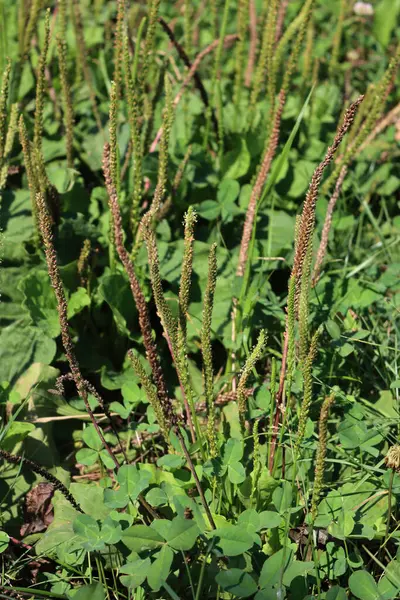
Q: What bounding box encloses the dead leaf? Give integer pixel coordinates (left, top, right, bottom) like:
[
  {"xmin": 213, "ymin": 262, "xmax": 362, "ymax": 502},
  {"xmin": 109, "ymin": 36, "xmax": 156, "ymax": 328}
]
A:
[{"xmin": 20, "ymin": 483, "xmax": 54, "ymax": 536}]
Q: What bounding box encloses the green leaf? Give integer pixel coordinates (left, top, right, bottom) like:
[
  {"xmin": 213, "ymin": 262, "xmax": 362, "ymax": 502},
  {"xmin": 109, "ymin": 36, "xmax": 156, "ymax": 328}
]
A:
[
  {"xmin": 349, "ymin": 571, "xmax": 380, "ymax": 600},
  {"xmin": 272, "ymin": 481, "xmax": 292, "ymax": 514},
  {"xmin": 326, "ymin": 319, "xmax": 341, "ymax": 340},
  {"xmin": 73, "ymin": 583, "xmax": 105, "ymax": 600},
  {"xmin": 217, "ymin": 179, "xmax": 240, "ymax": 205},
  {"xmin": 378, "ymin": 559, "xmax": 400, "ymax": 600},
  {"xmin": 70, "ymin": 483, "xmax": 111, "ymax": 520},
  {"xmin": 373, "ymin": 0, "xmax": 400, "ymax": 47},
  {"xmin": 259, "ymin": 511, "xmax": 281, "ymax": 529},
  {"xmin": 1, "ymin": 421, "xmax": 35, "ymax": 451},
  {"xmin": 259, "ymin": 548, "xmax": 293, "ymax": 589},
  {"xmin": 326, "ymin": 587, "xmax": 348, "ymax": 600},
  {"xmin": 162, "ymin": 516, "xmax": 200, "ymax": 551},
  {"xmin": 0, "ymin": 531, "xmax": 10, "ymax": 553},
  {"xmin": 157, "ymin": 455, "xmax": 185, "ymax": 470},
  {"xmin": 73, "ymin": 515, "xmax": 105, "ymax": 552},
  {"xmin": 19, "ymin": 271, "xmax": 60, "ymax": 338},
  {"xmin": 197, "ymin": 200, "xmax": 220, "ymax": 220},
  {"xmin": 120, "ymin": 557, "xmax": 151, "ymax": 589},
  {"xmin": 121, "ymin": 380, "xmax": 145, "ymax": 404},
  {"xmin": 288, "ymin": 159, "xmax": 316, "ymax": 198},
  {"xmin": 228, "ymin": 462, "xmax": 246, "ymax": 484},
  {"xmin": 117, "ymin": 465, "xmax": 151, "ymax": 502},
  {"xmin": 212, "ymin": 525, "xmax": 255, "ymax": 556},
  {"xmin": 282, "ymin": 560, "xmax": 314, "ymax": 586},
  {"xmin": 75, "ymin": 448, "xmax": 99, "ymax": 466},
  {"xmin": 147, "ymin": 546, "xmax": 174, "ymax": 591},
  {"xmin": 121, "ymin": 525, "xmax": 164, "ymax": 552},
  {"xmin": 98, "ymin": 273, "xmax": 137, "ymax": 337},
  {"xmin": 82, "ymin": 424, "xmax": 103, "ymax": 452},
  {"xmin": 67, "ymin": 287, "xmax": 90, "ymax": 319},
  {"xmin": 223, "ymin": 438, "xmax": 243, "ymax": 465},
  {"xmin": 100, "ymin": 516, "xmax": 123, "ymax": 545},
  {"xmin": 0, "ymin": 322, "xmax": 56, "ymax": 385},
  {"xmin": 222, "ymin": 137, "xmax": 251, "ymax": 179},
  {"xmin": 99, "ymin": 449, "xmax": 118, "ymax": 469},
  {"xmin": 104, "ymin": 487, "xmax": 129, "ymax": 509},
  {"xmin": 216, "ymin": 569, "xmax": 258, "ymax": 598},
  {"xmin": 237, "ymin": 509, "xmax": 260, "ymax": 534},
  {"xmin": 145, "ymin": 487, "xmax": 168, "ymax": 507}
]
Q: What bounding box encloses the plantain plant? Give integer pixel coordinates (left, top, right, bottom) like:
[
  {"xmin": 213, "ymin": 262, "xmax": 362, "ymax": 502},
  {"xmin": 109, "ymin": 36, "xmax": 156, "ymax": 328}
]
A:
[{"xmin": 0, "ymin": 1, "xmax": 400, "ymax": 599}]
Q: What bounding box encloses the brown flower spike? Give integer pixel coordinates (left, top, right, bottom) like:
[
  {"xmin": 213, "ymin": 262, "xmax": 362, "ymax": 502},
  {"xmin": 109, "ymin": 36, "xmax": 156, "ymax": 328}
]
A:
[{"xmin": 102, "ymin": 143, "xmax": 173, "ymax": 425}]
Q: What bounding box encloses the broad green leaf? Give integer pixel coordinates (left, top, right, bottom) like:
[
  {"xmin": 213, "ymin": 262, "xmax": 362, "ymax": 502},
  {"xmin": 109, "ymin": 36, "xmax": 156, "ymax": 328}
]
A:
[
  {"xmin": 216, "ymin": 569, "xmax": 258, "ymax": 598},
  {"xmin": 326, "ymin": 587, "xmax": 348, "ymax": 600},
  {"xmin": 146, "ymin": 487, "xmax": 168, "ymax": 507},
  {"xmin": 0, "ymin": 322, "xmax": 56, "ymax": 385},
  {"xmin": 19, "ymin": 271, "xmax": 60, "ymax": 338},
  {"xmin": 73, "ymin": 583, "xmax": 105, "ymax": 600},
  {"xmin": 120, "ymin": 557, "xmax": 151, "ymax": 589},
  {"xmin": 259, "ymin": 511, "xmax": 281, "ymax": 529},
  {"xmin": 67, "ymin": 287, "xmax": 90, "ymax": 319},
  {"xmin": 282, "ymin": 560, "xmax": 314, "ymax": 586},
  {"xmin": 100, "ymin": 516, "xmax": 123, "ymax": 545},
  {"xmin": 121, "ymin": 380, "xmax": 145, "ymax": 404},
  {"xmin": 228, "ymin": 462, "xmax": 246, "ymax": 484},
  {"xmin": 272, "ymin": 481, "xmax": 292, "ymax": 514},
  {"xmin": 326, "ymin": 319, "xmax": 341, "ymax": 340},
  {"xmin": 259, "ymin": 548, "xmax": 293, "ymax": 589},
  {"xmin": 238, "ymin": 509, "xmax": 260, "ymax": 534},
  {"xmin": 349, "ymin": 571, "xmax": 380, "ymax": 600},
  {"xmin": 157, "ymin": 455, "xmax": 185, "ymax": 470},
  {"xmin": 217, "ymin": 179, "xmax": 240, "ymax": 206},
  {"xmin": 99, "ymin": 449, "xmax": 118, "ymax": 469},
  {"xmin": 1, "ymin": 421, "xmax": 35, "ymax": 451},
  {"xmin": 121, "ymin": 525, "xmax": 164, "ymax": 552},
  {"xmin": 373, "ymin": 0, "xmax": 400, "ymax": 47},
  {"xmin": 147, "ymin": 546, "xmax": 174, "ymax": 591},
  {"xmin": 117, "ymin": 465, "xmax": 151, "ymax": 501},
  {"xmin": 378, "ymin": 559, "xmax": 400, "ymax": 599},
  {"xmin": 197, "ymin": 200, "xmax": 220, "ymax": 220},
  {"xmin": 212, "ymin": 525, "xmax": 255, "ymax": 556},
  {"xmin": 223, "ymin": 438, "xmax": 243, "ymax": 465},
  {"xmin": 222, "ymin": 137, "xmax": 251, "ymax": 179},
  {"xmin": 0, "ymin": 532, "xmax": 9, "ymax": 553},
  {"xmin": 104, "ymin": 487, "xmax": 129, "ymax": 509},
  {"xmin": 70, "ymin": 483, "xmax": 111, "ymax": 520},
  {"xmin": 82, "ymin": 424, "xmax": 103, "ymax": 452},
  {"xmin": 162, "ymin": 516, "xmax": 200, "ymax": 551},
  {"xmin": 35, "ymin": 492, "xmax": 81, "ymax": 563},
  {"xmin": 98, "ymin": 273, "xmax": 137, "ymax": 337},
  {"xmin": 75, "ymin": 448, "xmax": 99, "ymax": 466},
  {"xmin": 73, "ymin": 515, "xmax": 105, "ymax": 552}
]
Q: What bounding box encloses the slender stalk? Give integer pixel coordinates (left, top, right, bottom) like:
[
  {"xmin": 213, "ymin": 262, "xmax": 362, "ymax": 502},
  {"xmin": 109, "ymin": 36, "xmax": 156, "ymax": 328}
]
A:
[
  {"xmin": 0, "ymin": 448, "xmax": 83, "ymax": 512},
  {"xmin": 176, "ymin": 428, "xmax": 216, "ymax": 530},
  {"xmin": 56, "ymin": 34, "xmax": 74, "ymax": 167},
  {"xmin": 36, "ymin": 192, "xmax": 119, "ymax": 471}
]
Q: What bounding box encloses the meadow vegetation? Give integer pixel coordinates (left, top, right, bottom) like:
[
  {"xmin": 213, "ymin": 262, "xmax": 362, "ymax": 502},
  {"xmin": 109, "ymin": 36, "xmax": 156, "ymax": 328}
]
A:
[{"xmin": 0, "ymin": 0, "xmax": 400, "ymax": 598}]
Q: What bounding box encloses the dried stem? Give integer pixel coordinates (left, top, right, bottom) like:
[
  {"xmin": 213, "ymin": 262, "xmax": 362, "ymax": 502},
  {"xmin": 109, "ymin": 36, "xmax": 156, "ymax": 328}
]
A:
[
  {"xmin": 245, "ymin": 0, "xmax": 257, "ymax": 87},
  {"xmin": 237, "ymin": 88, "xmax": 285, "ymax": 277},
  {"xmin": 175, "ymin": 427, "xmax": 216, "ymax": 530},
  {"xmin": 268, "ymin": 96, "xmax": 363, "ymax": 473},
  {"xmin": 102, "ymin": 144, "xmax": 172, "ymax": 421},
  {"xmin": 312, "ymin": 165, "xmax": 347, "ymax": 286},
  {"xmin": 291, "ymin": 95, "xmax": 364, "ymax": 296},
  {"xmin": 36, "ymin": 192, "xmax": 119, "ymax": 471}
]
